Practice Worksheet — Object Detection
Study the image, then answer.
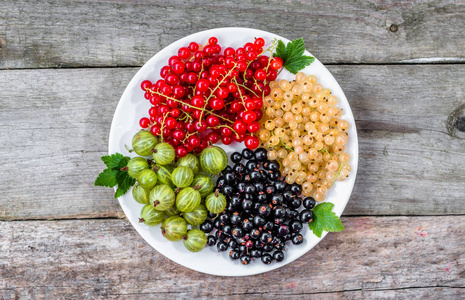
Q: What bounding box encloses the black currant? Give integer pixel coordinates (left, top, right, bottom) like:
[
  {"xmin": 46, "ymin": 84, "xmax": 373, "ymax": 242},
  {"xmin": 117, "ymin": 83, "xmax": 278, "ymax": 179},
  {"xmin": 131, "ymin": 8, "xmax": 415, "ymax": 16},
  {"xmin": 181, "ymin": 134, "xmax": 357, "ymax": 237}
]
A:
[
  {"xmin": 229, "ymin": 249, "xmax": 241, "ymax": 260},
  {"xmin": 254, "ymin": 148, "xmax": 268, "ymax": 162},
  {"xmin": 300, "ymin": 210, "xmax": 314, "ymax": 223},
  {"xmin": 242, "ymin": 148, "xmax": 254, "ymax": 160},
  {"xmin": 289, "ymin": 220, "xmax": 303, "ymax": 233},
  {"xmin": 231, "ymin": 152, "xmax": 242, "ymax": 163},
  {"xmin": 217, "ymin": 241, "xmax": 229, "ymax": 252},
  {"xmin": 292, "ymin": 234, "xmax": 304, "ymax": 245},
  {"xmin": 303, "ymin": 197, "xmax": 316, "ymax": 209},
  {"xmin": 232, "ymin": 227, "xmax": 243, "ymax": 239},
  {"xmin": 273, "ymin": 251, "xmax": 285, "ymax": 262},
  {"xmin": 207, "ymin": 235, "xmax": 217, "ymax": 246},
  {"xmin": 261, "ymin": 253, "xmax": 273, "ymax": 264},
  {"xmin": 240, "ymin": 255, "xmax": 251, "ymax": 265},
  {"xmin": 200, "ymin": 220, "xmax": 214, "ymax": 233}
]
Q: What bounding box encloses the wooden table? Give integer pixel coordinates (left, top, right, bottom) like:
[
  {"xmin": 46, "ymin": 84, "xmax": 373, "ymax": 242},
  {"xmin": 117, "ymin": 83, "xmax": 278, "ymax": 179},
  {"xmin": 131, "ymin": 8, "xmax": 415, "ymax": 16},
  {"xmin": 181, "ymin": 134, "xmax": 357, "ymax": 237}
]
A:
[{"xmin": 1, "ymin": 1, "xmax": 465, "ymax": 298}]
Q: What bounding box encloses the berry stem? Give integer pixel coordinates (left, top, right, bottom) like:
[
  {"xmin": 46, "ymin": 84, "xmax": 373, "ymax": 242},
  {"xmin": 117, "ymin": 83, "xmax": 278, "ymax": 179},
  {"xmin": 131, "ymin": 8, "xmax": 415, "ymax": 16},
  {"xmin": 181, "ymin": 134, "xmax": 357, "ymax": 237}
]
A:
[
  {"xmin": 159, "ymin": 112, "xmax": 170, "ymax": 142},
  {"xmin": 199, "ymin": 63, "xmax": 238, "ymax": 126},
  {"xmin": 215, "ymin": 124, "xmax": 240, "ymax": 138},
  {"xmin": 332, "ymin": 163, "xmax": 345, "ymax": 186},
  {"xmin": 230, "ymin": 78, "xmax": 247, "ymax": 108},
  {"xmin": 235, "ymin": 82, "xmax": 260, "ymax": 98}
]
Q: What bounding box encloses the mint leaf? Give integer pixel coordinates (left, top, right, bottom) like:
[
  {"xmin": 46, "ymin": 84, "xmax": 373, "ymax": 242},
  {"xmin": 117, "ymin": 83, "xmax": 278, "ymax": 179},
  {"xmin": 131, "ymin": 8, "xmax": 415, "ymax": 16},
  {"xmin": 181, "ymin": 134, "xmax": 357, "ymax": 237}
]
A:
[
  {"xmin": 94, "ymin": 169, "xmax": 118, "ymax": 187},
  {"xmin": 101, "ymin": 153, "xmax": 126, "ymax": 169},
  {"xmin": 273, "ymin": 38, "xmax": 315, "ymax": 74},
  {"xmin": 96, "ymin": 152, "xmax": 135, "ymax": 198},
  {"xmin": 309, "ymin": 202, "xmax": 344, "ymax": 238},
  {"xmin": 115, "ymin": 170, "xmax": 136, "ymax": 199}
]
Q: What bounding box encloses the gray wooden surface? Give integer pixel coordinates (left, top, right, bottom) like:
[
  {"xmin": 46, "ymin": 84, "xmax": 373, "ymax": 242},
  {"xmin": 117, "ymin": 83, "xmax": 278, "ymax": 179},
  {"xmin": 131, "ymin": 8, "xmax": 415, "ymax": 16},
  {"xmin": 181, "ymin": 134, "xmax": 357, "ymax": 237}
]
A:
[{"xmin": 1, "ymin": 0, "xmax": 464, "ymax": 298}]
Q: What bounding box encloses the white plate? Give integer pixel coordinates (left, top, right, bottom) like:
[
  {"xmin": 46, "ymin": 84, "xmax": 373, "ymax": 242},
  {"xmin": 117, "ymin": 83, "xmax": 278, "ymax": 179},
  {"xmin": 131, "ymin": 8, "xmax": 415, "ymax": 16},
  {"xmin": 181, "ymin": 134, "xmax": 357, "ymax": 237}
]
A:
[{"xmin": 109, "ymin": 27, "xmax": 358, "ymax": 276}]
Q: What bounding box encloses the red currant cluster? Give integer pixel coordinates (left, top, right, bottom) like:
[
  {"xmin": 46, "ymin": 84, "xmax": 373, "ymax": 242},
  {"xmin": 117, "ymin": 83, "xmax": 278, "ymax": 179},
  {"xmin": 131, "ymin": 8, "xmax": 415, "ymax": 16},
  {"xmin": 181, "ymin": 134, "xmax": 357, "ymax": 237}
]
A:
[{"xmin": 139, "ymin": 36, "xmax": 283, "ymax": 158}]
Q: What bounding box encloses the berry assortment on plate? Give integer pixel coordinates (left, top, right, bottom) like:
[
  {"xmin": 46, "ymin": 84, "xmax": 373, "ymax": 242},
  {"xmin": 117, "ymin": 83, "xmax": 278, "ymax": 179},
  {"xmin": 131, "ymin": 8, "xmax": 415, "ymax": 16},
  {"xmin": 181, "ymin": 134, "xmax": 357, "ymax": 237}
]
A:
[{"xmin": 95, "ymin": 35, "xmax": 348, "ymax": 266}]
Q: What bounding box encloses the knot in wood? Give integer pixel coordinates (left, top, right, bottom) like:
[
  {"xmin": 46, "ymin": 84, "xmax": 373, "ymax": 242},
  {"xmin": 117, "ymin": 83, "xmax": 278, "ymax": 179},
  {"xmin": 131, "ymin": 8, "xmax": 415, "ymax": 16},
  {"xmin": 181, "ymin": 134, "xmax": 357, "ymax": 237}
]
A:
[
  {"xmin": 447, "ymin": 104, "xmax": 465, "ymax": 138},
  {"xmin": 389, "ymin": 24, "xmax": 398, "ymax": 33}
]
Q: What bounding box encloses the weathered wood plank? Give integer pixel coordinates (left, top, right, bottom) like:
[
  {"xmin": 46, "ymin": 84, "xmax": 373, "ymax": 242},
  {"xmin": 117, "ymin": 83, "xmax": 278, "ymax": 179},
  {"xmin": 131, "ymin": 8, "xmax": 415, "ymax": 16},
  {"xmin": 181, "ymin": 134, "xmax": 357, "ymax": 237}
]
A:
[
  {"xmin": 0, "ymin": 217, "xmax": 464, "ymax": 299},
  {"xmin": 0, "ymin": 0, "xmax": 464, "ymax": 68},
  {"xmin": 1, "ymin": 65, "xmax": 464, "ymax": 219}
]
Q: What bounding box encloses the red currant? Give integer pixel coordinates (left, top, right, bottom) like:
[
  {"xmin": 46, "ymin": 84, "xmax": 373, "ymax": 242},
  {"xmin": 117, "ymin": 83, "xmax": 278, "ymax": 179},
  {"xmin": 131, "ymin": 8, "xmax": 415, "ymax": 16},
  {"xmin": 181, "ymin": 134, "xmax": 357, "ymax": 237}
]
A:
[
  {"xmin": 188, "ymin": 135, "xmax": 201, "ymax": 148},
  {"xmin": 178, "ymin": 47, "xmax": 190, "ymax": 59},
  {"xmin": 160, "ymin": 65, "xmax": 171, "ymax": 78},
  {"xmin": 172, "ymin": 85, "xmax": 185, "ymax": 99},
  {"xmin": 253, "ymin": 97, "xmax": 263, "ymax": 110},
  {"xmin": 165, "ymin": 73, "xmax": 179, "ymax": 86},
  {"xmin": 233, "ymin": 133, "xmax": 246, "ymax": 142},
  {"xmin": 270, "ymin": 57, "xmax": 283, "ymax": 70},
  {"xmin": 233, "ymin": 120, "xmax": 247, "ymax": 134},
  {"xmin": 244, "ymin": 99, "xmax": 256, "ymax": 111},
  {"xmin": 139, "ymin": 117, "xmax": 150, "ymax": 128},
  {"xmin": 244, "ymin": 135, "xmax": 259, "ymax": 150},
  {"xmin": 186, "ymin": 122, "xmax": 196, "ymax": 133},
  {"xmin": 210, "ymin": 98, "xmax": 224, "ymax": 110},
  {"xmin": 141, "ymin": 80, "xmax": 151, "ymax": 90},
  {"xmin": 196, "ymin": 79, "xmax": 210, "ymax": 92},
  {"xmin": 191, "ymin": 95, "xmax": 205, "ymax": 108},
  {"xmin": 267, "ymin": 70, "xmax": 278, "ymax": 81},
  {"xmin": 216, "ymin": 87, "xmax": 229, "ymax": 99},
  {"xmin": 247, "ymin": 121, "xmax": 260, "ymax": 133},
  {"xmin": 189, "ymin": 42, "xmax": 199, "ymax": 52},
  {"xmin": 221, "ymin": 126, "xmax": 233, "ymax": 136},
  {"xmin": 171, "ymin": 61, "xmax": 185, "ymax": 74},
  {"xmin": 175, "ymin": 146, "xmax": 188, "ymax": 157},
  {"xmin": 150, "ymin": 125, "xmax": 161, "ymax": 136},
  {"xmin": 208, "ymin": 37, "xmax": 218, "ymax": 45},
  {"xmin": 221, "ymin": 135, "xmax": 232, "ymax": 145},
  {"xmin": 148, "ymin": 107, "xmax": 157, "ymax": 117},
  {"xmin": 207, "ymin": 131, "xmax": 220, "ymax": 143},
  {"xmin": 206, "ymin": 115, "xmax": 219, "ymax": 127},
  {"xmin": 242, "ymin": 111, "xmax": 257, "ymax": 124},
  {"xmin": 194, "ymin": 121, "xmax": 207, "ymax": 133},
  {"xmin": 254, "ymin": 68, "xmax": 267, "ymax": 81},
  {"xmin": 187, "ymin": 72, "xmax": 198, "ymax": 85},
  {"xmin": 245, "ymin": 51, "xmax": 257, "ymax": 61},
  {"xmin": 162, "ymin": 127, "xmax": 172, "ymax": 137},
  {"xmin": 224, "ymin": 47, "xmax": 235, "ymax": 56},
  {"xmin": 172, "ymin": 130, "xmax": 185, "ymax": 140},
  {"xmin": 168, "ymin": 56, "xmax": 180, "ymax": 66},
  {"xmin": 165, "ymin": 117, "xmax": 177, "ymax": 129}
]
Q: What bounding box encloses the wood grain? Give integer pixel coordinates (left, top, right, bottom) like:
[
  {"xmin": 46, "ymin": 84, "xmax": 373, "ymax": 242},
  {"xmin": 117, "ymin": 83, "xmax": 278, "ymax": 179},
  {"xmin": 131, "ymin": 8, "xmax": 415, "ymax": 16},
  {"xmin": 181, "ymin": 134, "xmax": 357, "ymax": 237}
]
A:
[
  {"xmin": 0, "ymin": 0, "xmax": 464, "ymax": 69},
  {"xmin": 0, "ymin": 216, "xmax": 464, "ymax": 299},
  {"xmin": 1, "ymin": 65, "xmax": 465, "ymax": 220}
]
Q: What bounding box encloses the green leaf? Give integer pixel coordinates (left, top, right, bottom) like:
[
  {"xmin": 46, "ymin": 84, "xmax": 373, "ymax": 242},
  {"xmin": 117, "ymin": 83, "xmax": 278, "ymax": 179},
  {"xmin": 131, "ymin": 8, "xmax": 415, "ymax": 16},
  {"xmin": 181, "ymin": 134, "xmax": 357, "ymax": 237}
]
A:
[
  {"xmin": 275, "ymin": 40, "xmax": 287, "ymax": 60},
  {"xmin": 94, "ymin": 169, "xmax": 118, "ymax": 187},
  {"xmin": 273, "ymin": 38, "xmax": 315, "ymax": 74},
  {"xmin": 114, "ymin": 170, "xmax": 136, "ymax": 199},
  {"xmin": 309, "ymin": 202, "xmax": 344, "ymax": 238},
  {"xmin": 286, "ymin": 56, "xmax": 315, "ymax": 74},
  {"xmin": 96, "ymin": 153, "xmax": 135, "ymax": 198},
  {"xmin": 101, "ymin": 153, "xmax": 126, "ymax": 169}
]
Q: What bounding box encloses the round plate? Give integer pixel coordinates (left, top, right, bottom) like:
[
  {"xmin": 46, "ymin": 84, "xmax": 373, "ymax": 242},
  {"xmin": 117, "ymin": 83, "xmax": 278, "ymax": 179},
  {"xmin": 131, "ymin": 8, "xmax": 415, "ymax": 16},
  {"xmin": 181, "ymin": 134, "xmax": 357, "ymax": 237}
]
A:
[{"xmin": 109, "ymin": 27, "xmax": 358, "ymax": 276}]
